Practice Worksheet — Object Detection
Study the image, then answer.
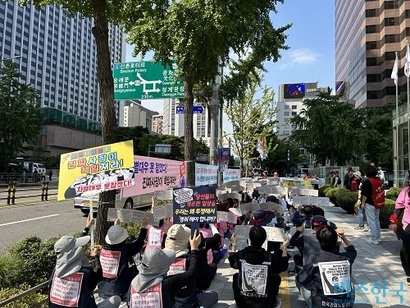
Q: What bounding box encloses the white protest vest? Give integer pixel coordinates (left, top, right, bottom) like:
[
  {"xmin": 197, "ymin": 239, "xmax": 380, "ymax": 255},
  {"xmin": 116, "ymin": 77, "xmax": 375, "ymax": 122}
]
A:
[
  {"xmin": 100, "ymin": 249, "xmax": 121, "ymax": 279},
  {"xmin": 49, "ymin": 272, "xmax": 84, "ymax": 307},
  {"xmin": 317, "ymin": 260, "xmax": 351, "ymax": 296},
  {"xmin": 167, "ymin": 258, "xmax": 187, "ymax": 276},
  {"xmin": 130, "ymin": 283, "xmax": 162, "ymax": 308},
  {"xmin": 240, "ymin": 261, "xmax": 269, "ymax": 296}
]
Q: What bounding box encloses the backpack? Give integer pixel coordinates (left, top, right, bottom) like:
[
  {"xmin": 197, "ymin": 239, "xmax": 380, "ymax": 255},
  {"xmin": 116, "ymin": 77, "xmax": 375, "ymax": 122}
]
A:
[{"xmin": 368, "ymin": 177, "xmax": 385, "ymax": 209}]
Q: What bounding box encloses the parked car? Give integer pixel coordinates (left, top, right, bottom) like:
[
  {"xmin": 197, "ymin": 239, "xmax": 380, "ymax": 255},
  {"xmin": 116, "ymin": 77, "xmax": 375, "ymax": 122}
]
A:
[{"xmin": 74, "ymin": 190, "xmax": 153, "ymax": 215}]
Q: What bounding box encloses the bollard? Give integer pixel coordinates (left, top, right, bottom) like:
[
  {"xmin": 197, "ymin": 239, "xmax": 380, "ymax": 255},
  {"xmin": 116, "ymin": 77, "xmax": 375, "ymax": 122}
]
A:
[
  {"xmin": 7, "ymin": 181, "xmax": 17, "ymax": 205},
  {"xmin": 41, "ymin": 181, "xmax": 49, "ymax": 201}
]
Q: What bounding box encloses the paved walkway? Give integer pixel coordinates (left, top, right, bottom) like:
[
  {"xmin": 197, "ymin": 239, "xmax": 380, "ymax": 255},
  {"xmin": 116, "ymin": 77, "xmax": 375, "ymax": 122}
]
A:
[{"xmin": 209, "ymin": 202, "xmax": 410, "ymax": 307}]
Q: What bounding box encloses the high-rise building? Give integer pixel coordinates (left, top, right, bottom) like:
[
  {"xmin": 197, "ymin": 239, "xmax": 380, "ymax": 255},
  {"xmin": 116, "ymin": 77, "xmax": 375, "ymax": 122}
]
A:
[
  {"xmin": 0, "ymin": 1, "xmax": 125, "ymax": 156},
  {"xmin": 275, "ymin": 82, "xmax": 327, "ymax": 140},
  {"xmin": 335, "ymin": 0, "xmax": 406, "ymax": 108},
  {"xmin": 162, "ymin": 98, "xmax": 209, "ymax": 144},
  {"xmin": 152, "ymin": 115, "xmax": 164, "ymax": 134},
  {"xmin": 122, "ymin": 100, "xmax": 158, "ymax": 130}
]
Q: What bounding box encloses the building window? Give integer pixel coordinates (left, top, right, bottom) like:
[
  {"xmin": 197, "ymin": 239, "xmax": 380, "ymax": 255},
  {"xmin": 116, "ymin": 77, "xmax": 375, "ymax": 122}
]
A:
[
  {"xmin": 366, "ymin": 41, "xmax": 378, "ymax": 50},
  {"xmin": 384, "ymin": 1, "xmax": 395, "ymax": 9},
  {"xmin": 367, "ymin": 58, "xmax": 377, "ymax": 66},
  {"xmin": 384, "ymin": 17, "xmax": 396, "ymax": 26},
  {"xmin": 284, "ymin": 105, "xmax": 289, "ymax": 109},
  {"xmin": 367, "ymin": 74, "xmax": 380, "ymax": 83},
  {"xmin": 292, "ymin": 112, "xmax": 297, "ymax": 116},
  {"xmin": 365, "ymin": 9, "xmax": 377, "ymax": 17},
  {"xmin": 284, "ymin": 111, "xmax": 290, "ymax": 116},
  {"xmin": 292, "ymin": 105, "xmax": 297, "ymax": 109},
  {"xmin": 366, "ymin": 25, "xmax": 377, "ymax": 33},
  {"xmin": 385, "ymin": 34, "xmax": 397, "ymax": 43}
]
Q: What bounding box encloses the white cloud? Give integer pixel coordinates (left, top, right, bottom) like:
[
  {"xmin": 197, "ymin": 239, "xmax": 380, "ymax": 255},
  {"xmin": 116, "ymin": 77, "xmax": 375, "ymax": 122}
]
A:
[{"xmin": 280, "ymin": 48, "xmax": 320, "ymax": 69}]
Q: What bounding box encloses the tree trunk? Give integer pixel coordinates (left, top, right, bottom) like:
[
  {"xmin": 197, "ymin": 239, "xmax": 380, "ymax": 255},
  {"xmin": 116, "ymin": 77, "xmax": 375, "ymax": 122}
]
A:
[
  {"xmin": 184, "ymin": 71, "xmax": 195, "ymax": 187},
  {"xmin": 91, "ymin": 0, "xmax": 118, "ymax": 245}
]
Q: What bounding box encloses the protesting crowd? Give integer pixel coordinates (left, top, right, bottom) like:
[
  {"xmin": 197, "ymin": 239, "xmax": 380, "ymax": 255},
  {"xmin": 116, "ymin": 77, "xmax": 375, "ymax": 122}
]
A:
[{"xmin": 46, "ymin": 164, "xmax": 410, "ymax": 308}]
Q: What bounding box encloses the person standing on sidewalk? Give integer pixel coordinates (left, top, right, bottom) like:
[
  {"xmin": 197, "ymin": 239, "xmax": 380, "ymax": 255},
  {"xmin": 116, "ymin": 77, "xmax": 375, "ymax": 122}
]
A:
[
  {"xmin": 360, "ymin": 165, "xmax": 382, "ymax": 245},
  {"xmin": 390, "ymin": 171, "xmax": 410, "ymax": 285},
  {"xmin": 353, "ymin": 171, "xmax": 369, "ymax": 232}
]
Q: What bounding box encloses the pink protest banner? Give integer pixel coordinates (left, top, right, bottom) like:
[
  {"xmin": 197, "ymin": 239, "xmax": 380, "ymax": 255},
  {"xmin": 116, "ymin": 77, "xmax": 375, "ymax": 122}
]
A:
[{"xmin": 122, "ymin": 156, "xmax": 185, "ymax": 198}]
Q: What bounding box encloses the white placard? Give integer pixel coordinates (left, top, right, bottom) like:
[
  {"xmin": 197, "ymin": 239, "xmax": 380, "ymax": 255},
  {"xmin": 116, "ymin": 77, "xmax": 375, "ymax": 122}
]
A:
[
  {"xmin": 107, "ymin": 208, "xmax": 157, "ymax": 225},
  {"xmin": 217, "ymin": 211, "xmax": 238, "ymax": 224},
  {"xmin": 262, "ymin": 226, "xmax": 285, "ymax": 242},
  {"xmin": 300, "ymin": 196, "xmax": 310, "ymax": 205},
  {"xmin": 299, "ymin": 188, "xmax": 318, "ymax": 196},
  {"xmin": 234, "ymin": 225, "xmax": 252, "ymax": 240},
  {"xmin": 219, "ymin": 192, "xmax": 242, "ymax": 202},
  {"xmin": 229, "ymin": 207, "xmax": 243, "ymax": 217},
  {"xmin": 240, "ymin": 203, "xmax": 260, "ymax": 214},
  {"xmin": 152, "ymin": 203, "xmax": 173, "ymax": 220}
]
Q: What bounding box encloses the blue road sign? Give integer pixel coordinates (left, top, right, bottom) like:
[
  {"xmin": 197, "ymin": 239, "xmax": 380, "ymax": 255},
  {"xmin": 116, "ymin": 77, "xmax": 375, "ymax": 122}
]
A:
[
  {"xmin": 176, "ymin": 106, "xmax": 184, "ymax": 114},
  {"xmin": 193, "ymin": 105, "xmax": 204, "ymax": 114},
  {"xmin": 175, "ymin": 105, "xmax": 204, "ymax": 114}
]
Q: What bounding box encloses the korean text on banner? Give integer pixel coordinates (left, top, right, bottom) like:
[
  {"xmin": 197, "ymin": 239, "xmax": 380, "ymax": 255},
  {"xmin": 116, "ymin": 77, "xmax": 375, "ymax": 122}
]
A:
[
  {"xmin": 122, "ymin": 156, "xmax": 185, "ymax": 198},
  {"xmin": 173, "ymin": 186, "xmax": 217, "ymax": 225},
  {"xmin": 57, "ymin": 140, "xmax": 134, "ymax": 201},
  {"xmin": 195, "ymin": 163, "xmax": 218, "ymax": 186},
  {"xmin": 223, "ymin": 168, "xmax": 241, "ymax": 184}
]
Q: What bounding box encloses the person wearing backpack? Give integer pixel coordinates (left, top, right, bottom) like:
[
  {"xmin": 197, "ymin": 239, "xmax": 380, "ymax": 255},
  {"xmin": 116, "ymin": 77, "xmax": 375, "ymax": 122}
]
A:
[{"xmin": 360, "ymin": 165, "xmax": 385, "ymax": 245}]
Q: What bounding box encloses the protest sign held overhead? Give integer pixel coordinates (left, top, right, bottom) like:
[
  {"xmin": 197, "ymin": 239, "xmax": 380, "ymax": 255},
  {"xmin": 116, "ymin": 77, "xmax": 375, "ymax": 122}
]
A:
[{"xmin": 58, "ymin": 140, "xmax": 134, "ymax": 200}]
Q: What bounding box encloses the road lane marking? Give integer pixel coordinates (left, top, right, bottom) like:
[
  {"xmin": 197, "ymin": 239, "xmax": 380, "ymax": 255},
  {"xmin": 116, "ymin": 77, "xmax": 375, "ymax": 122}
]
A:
[{"xmin": 0, "ymin": 214, "xmax": 60, "ymax": 227}]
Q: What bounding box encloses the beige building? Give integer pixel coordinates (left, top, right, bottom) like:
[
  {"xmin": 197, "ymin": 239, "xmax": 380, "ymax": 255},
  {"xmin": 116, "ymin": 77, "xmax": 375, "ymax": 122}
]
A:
[
  {"xmin": 152, "ymin": 115, "xmax": 164, "ymax": 134},
  {"xmin": 335, "ymin": 0, "xmax": 409, "ymax": 108}
]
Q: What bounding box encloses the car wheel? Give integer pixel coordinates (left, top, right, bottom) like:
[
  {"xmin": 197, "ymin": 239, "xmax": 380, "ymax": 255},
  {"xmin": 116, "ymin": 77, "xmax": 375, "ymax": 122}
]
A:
[{"xmin": 124, "ymin": 198, "xmax": 133, "ymax": 209}]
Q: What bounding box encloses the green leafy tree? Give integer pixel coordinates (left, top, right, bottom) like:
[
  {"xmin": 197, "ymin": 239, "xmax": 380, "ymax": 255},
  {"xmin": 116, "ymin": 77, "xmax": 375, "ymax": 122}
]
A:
[
  {"xmin": 23, "ymin": 0, "xmax": 123, "ymax": 244},
  {"xmin": 225, "ymin": 72, "xmax": 277, "ymax": 176},
  {"xmin": 0, "ymin": 61, "xmax": 42, "ymax": 171},
  {"xmin": 124, "ymin": 0, "xmax": 290, "ymax": 185},
  {"xmin": 290, "ymin": 89, "xmax": 360, "ymax": 166}
]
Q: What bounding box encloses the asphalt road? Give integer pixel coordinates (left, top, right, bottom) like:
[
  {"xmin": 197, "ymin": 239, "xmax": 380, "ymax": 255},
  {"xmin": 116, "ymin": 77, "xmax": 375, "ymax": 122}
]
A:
[{"xmin": 0, "ymin": 199, "xmax": 87, "ymax": 253}]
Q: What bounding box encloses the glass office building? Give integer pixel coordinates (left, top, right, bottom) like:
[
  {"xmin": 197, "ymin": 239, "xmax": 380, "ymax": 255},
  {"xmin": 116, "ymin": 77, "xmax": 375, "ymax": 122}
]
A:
[{"xmin": 0, "ymin": 0, "xmax": 125, "ymax": 123}]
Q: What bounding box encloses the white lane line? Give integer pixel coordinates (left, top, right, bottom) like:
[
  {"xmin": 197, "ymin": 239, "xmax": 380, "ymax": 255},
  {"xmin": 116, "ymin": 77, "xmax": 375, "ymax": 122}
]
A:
[{"xmin": 0, "ymin": 214, "xmax": 60, "ymax": 227}]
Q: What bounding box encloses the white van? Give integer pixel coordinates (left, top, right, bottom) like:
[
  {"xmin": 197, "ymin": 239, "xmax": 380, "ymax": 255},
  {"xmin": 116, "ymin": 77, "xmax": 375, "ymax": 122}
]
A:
[{"xmin": 23, "ymin": 162, "xmax": 47, "ymax": 175}]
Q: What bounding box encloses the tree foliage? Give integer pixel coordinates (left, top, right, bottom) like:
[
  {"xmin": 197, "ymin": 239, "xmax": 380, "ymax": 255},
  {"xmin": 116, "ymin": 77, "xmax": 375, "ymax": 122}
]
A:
[
  {"xmin": 24, "ymin": 0, "xmax": 121, "ymax": 244},
  {"xmin": 290, "ymin": 89, "xmax": 393, "ymax": 169},
  {"xmin": 225, "ymin": 72, "xmax": 277, "ymax": 175},
  {"xmin": 123, "ymin": 0, "xmax": 290, "ymax": 185},
  {"xmin": 0, "ymin": 61, "xmax": 43, "ymax": 171}
]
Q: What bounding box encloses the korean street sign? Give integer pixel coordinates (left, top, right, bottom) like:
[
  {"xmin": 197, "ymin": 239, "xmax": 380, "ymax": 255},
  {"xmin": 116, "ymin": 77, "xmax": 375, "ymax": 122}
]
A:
[
  {"xmin": 174, "ymin": 105, "xmax": 204, "ymax": 114},
  {"xmin": 113, "ymin": 61, "xmax": 184, "ymax": 100}
]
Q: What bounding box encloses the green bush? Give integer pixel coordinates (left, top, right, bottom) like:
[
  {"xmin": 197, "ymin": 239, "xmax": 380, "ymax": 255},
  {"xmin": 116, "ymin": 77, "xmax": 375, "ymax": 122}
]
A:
[
  {"xmin": 385, "ymin": 187, "xmax": 402, "ymax": 201},
  {"xmin": 0, "ymin": 236, "xmax": 57, "ymax": 289},
  {"xmin": 334, "ymin": 188, "xmax": 357, "ymax": 202},
  {"xmin": 0, "ymin": 283, "xmax": 47, "ymax": 307},
  {"xmin": 381, "ymin": 198, "xmax": 396, "ymax": 215}
]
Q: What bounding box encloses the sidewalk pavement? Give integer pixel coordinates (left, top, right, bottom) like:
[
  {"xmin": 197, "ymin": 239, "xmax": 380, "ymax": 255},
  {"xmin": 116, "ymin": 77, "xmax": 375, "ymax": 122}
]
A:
[{"xmin": 209, "ymin": 202, "xmax": 410, "ymax": 307}]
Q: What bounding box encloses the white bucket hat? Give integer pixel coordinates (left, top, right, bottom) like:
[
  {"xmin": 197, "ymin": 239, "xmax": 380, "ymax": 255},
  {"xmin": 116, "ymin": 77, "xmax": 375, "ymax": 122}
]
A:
[{"xmin": 105, "ymin": 225, "xmax": 128, "ymax": 245}]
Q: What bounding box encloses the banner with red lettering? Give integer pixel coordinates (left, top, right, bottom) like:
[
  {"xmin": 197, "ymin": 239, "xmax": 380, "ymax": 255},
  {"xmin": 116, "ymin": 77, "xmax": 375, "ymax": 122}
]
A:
[
  {"xmin": 122, "ymin": 156, "xmax": 185, "ymax": 198},
  {"xmin": 172, "ymin": 186, "xmax": 217, "ymax": 225},
  {"xmin": 195, "ymin": 163, "xmax": 218, "ymax": 186}
]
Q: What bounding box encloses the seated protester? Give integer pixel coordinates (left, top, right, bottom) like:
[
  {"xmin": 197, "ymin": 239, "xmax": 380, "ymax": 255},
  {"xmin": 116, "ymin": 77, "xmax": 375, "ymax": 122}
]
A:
[
  {"xmin": 229, "ymin": 226, "xmax": 290, "ymax": 308},
  {"xmin": 251, "ymin": 209, "xmax": 276, "ymax": 226},
  {"xmin": 296, "ymin": 226, "xmax": 357, "ymax": 308},
  {"xmin": 97, "ymin": 218, "xmax": 148, "ymax": 302},
  {"xmin": 290, "ymin": 216, "xmax": 334, "ymax": 273},
  {"xmin": 129, "ymin": 231, "xmax": 218, "ymax": 308},
  {"xmin": 49, "ymin": 235, "xmax": 121, "ymax": 308}
]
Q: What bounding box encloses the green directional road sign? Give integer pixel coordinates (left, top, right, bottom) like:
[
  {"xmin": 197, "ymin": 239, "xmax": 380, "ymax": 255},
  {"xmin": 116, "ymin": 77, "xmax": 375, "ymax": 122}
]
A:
[{"xmin": 113, "ymin": 61, "xmax": 184, "ymax": 100}]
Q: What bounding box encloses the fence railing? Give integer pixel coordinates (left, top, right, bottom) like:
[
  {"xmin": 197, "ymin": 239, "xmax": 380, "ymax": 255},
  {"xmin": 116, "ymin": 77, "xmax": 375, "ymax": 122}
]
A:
[{"xmin": 0, "ymin": 281, "xmax": 48, "ymax": 307}]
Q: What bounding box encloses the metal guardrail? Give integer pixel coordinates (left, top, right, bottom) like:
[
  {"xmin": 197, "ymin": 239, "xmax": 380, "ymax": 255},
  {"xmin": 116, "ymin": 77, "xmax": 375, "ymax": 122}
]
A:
[
  {"xmin": 0, "ymin": 280, "xmax": 48, "ymax": 307},
  {"xmin": 0, "ymin": 172, "xmax": 43, "ymax": 183}
]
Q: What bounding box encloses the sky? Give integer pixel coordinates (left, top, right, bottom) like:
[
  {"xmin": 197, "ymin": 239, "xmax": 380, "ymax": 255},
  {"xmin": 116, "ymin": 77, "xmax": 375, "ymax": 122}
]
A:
[{"xmin": 125, "ymin": 0, "xmax": 335, "ymax": 133}]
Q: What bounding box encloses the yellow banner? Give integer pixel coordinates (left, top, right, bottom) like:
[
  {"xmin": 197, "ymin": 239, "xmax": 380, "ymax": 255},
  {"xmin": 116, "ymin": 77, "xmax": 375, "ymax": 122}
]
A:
[{"xmin": 57, "ymin": 140, "xmax": 134, "ymax": 201}]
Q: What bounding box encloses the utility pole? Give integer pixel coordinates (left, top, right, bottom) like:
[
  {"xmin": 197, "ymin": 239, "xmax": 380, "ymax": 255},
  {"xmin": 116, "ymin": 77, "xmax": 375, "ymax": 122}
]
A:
[{"xmin": 209, "ymin": 66, "xmax": 221, "ymax": 168}]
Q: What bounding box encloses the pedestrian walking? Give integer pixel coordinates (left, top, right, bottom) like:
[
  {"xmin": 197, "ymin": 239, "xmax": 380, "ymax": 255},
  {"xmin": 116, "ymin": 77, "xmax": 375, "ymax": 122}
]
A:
[
  {"xmin": 49, "ymin": 170, "xmax": 53, "ymax": 182},
  {"xmin": 390, "ymin": 171, "xmax": 410, "ymax": 285}
]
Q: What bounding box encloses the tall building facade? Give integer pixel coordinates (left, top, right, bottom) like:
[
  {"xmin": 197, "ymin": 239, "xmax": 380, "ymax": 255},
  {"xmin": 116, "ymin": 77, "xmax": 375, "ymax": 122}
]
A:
[
  {"xmin": 275, "ymin": 82, "xmax": 327, "ymax": 140},
  {"xmin": 0, "ymin": 0, "xmax": 125, "ymax": 122},
  {"xmin": 0, "ymin": 1, "xmax": 125, "ymax": 157},
  {"xmin": 162, "ymin": 99, "xmax": 210, "ymax": 144},
  {"xmin": 335, "ymin": 0, "xmax": 408, "ymax": 108},
  {"xmin": 122, "ymin": 100, "xmax": 159, "ymax": 130}
]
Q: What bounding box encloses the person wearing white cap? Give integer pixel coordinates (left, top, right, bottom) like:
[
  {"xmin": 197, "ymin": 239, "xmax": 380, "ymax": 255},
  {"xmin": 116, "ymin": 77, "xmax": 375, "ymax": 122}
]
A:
[
  {"xmin": 129, "ymin": 230, "xmax": 210, "ymax": 308},
  {"xmin": 97, "ymin": 217, "xmax": 148, "ymax": 302},
  {"xmin": 48, "ymin": 235, "xmax": 121, "ymax": 308}
]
